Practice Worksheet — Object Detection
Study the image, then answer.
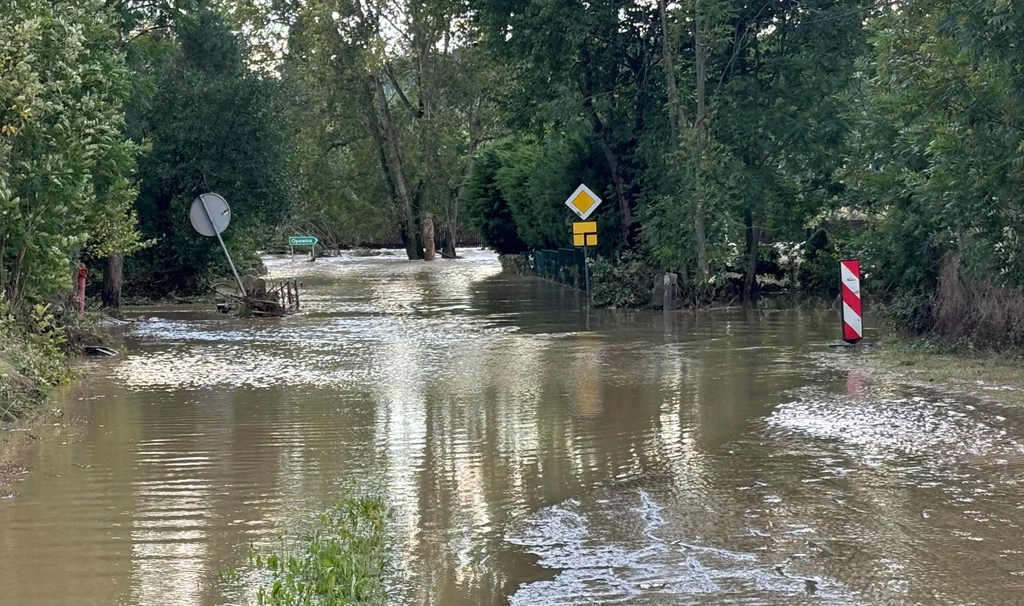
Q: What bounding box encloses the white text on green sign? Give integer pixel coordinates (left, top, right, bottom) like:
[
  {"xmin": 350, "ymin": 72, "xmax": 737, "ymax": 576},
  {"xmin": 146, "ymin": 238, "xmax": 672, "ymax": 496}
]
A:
[{"xmin": 290, "ymin": 236, "xmax": 318, "ymax": 246}]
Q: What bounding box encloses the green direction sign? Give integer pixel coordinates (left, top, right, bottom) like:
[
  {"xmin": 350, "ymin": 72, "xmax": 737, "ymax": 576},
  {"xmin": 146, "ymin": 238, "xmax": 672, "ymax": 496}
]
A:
[{"xmin": 289, "ymin": 236, "xmax": 318, "ymax": 247}]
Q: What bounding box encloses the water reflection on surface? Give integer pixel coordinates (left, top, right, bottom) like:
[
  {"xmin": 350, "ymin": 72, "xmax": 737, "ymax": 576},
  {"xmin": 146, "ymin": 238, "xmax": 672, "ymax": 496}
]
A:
[{"xmin": 1, "ymin": 250, "xmax": 1023, "ymax": 605}]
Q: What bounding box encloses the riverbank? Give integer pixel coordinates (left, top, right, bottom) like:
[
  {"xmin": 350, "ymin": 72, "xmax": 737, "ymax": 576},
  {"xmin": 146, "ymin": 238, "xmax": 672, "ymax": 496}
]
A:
[
  {"xmin": 0, "ymin": 303, "xmax": 105, "ymax": 470},
  {"xmin": 847, "ymin": 339, "xmax": 1024, "ymax": 404},
  {"xmin": 0, "ymin": 405, "xmax": 68, "ymax": 487}
]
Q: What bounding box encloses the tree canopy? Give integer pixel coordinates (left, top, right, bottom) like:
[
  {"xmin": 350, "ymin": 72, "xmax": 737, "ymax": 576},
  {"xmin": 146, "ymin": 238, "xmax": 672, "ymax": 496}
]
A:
[
  {"xmin": 4, "ymin": 0, "xmax": 1024, "ymax": 339},
  {"xmin": 1, "ymin": 0, "xmax": 143, "ymax": 301}
]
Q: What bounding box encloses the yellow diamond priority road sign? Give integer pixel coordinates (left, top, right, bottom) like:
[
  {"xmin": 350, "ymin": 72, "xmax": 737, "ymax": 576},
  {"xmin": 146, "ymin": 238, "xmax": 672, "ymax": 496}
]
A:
[{"xmin": 565, "ymin": 183, "xmax": 602, "ymax": 220}]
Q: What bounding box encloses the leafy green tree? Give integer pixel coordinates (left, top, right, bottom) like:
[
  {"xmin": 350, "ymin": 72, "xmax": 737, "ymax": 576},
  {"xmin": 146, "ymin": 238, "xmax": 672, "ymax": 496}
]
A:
[
  {"xmin": 472, "ymin": 0, "xmax": 866, "ymax": 304},
  {"xmin": 277, "ymin": 0, "xmax": 498, "ymax": 261},
  {"xmin": 463, "ymin": 145, "xmax": 527, "ymax": 254},
  {"xmin": 473, "ymin": 0, "xmax": 654, "ymax": 248},
  {"xmin": 846, "ymin": 0, "xmax": 1024, "ymax": 296},
  {"xmin": 125, "ymin": 6, "xmax": 290, "ymax": 295},
  {"xmin": 0, "ymin": 0, "xmax": 143, "ymax": 302},
  {"xmin": 644, "ymin": 0, "xmax": 866, "ymax": 302}
]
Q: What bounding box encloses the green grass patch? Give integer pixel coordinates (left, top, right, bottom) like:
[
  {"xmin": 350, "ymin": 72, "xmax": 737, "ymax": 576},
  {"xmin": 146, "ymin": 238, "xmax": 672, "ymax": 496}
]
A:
[
  {"xmin": 248, "ymin": 495, "xmax": 391, "ymax": 605},
  {"xmin": 864, "ymin": 338, "xmax": 1024, "ymax": 400}
]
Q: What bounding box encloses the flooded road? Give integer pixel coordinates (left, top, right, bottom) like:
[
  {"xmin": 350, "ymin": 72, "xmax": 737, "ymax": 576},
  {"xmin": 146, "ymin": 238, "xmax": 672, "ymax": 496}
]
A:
[{"xmin": 2, "ymin": 250, "xmax": 1024, "ymax": 605}]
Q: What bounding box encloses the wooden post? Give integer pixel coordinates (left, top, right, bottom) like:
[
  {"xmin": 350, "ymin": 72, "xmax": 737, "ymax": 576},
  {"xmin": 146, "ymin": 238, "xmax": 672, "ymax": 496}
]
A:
[{"xmin": 293, "ymin": 279, "xmax": 300, "ymax": 310}]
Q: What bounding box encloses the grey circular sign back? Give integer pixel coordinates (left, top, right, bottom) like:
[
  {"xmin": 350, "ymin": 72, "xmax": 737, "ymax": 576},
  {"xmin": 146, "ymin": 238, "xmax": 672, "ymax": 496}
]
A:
[{"xmin": 189, "ymin": 193, "xmax": 232, "ymax": 237}]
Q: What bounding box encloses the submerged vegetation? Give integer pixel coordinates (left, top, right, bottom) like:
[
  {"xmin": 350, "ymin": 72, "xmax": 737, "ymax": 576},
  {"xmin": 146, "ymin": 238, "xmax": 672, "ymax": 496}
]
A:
[{"xmin": 246, "ymin": 495, "xmax": 391, "ymax": 606}]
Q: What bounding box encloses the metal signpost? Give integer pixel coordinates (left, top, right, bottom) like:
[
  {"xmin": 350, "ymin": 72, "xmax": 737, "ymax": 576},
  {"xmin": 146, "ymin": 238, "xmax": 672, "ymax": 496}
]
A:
[
  {"xmin": 289, "ymin": 236, "xmax": 318, "ymax": 259},
  {"xmin": 572, "ymin": 221, "xmax": 598, "ymax": 300},
  {"xmin": 189, "ymin": 193, "xmax": 246, "ymax": 297},
  {"xmin": 565, "ymin": 184, "xmax": 602, "ymax": 306}
]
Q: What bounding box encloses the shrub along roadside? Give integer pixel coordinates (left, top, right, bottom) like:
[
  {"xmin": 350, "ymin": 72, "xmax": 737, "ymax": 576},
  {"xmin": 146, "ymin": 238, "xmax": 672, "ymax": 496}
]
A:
[
  {"xmin": 0, "ymin": 296, "xmax": 108, "ymax": 430},
  {"xmin": 245, "ymin": 495, "xmax": 390, "ymax": 606},
  {"xmin": 1, "ymin": 300, "xmax": 72, "ymax": 423}
]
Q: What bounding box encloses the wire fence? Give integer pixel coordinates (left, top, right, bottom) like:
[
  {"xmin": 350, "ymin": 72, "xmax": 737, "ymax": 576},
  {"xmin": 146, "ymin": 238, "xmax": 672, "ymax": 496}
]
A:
[{"xmin": 533, "ymin": 248, "xmax": 586, "ymax": 290}]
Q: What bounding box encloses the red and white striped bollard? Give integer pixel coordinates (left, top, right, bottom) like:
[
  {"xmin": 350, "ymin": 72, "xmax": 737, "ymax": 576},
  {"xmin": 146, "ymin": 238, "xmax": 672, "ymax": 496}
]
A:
[{"xmin": 840, "ymin": 259, "xmax": 862, "ymax": 344}]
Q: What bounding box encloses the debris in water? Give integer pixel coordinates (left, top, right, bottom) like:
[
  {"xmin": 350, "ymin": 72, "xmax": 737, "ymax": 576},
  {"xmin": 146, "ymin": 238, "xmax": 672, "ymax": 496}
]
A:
[{"xmin": 805, "ymin": 578, "xmax": 819, "ymax": 594}]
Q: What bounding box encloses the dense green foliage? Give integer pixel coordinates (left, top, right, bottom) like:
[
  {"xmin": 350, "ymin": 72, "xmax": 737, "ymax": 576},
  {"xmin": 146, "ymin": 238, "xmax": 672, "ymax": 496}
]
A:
[
  {"xmin": 0, "ymin": 0, "xmax": 143, "ymax": 302},
  {"xmin": 0, "ymin": 300, "xmax": 71, "ymax": 421},
  {"xmin": 845, "ymin": 1, "xmax": 1024, "ymax": 295},
  {"xmin": 247, "ymin": 496, "xmax": 390, "ymax": 606},
  {"xmin": 124, "ymin": 7, "xmax": 290, "ymax": 294},
  {"xmin": 466, "ymin": 0, "xmax": 867, "ymax": 303},
  {"xmin": 6, "ymin": 0, "xmax": 1024, "ymax": 342},
  {"xmin": 461, "ymin": 0, "xmax": 1024, "ymax": 335}
]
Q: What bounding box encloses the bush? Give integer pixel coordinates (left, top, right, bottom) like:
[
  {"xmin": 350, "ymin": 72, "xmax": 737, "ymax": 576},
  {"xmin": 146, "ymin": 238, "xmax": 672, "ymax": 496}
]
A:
[
  {"xmin": 463, "ymin": 146, "xmax": 529, "ymax": 254},
  {"xmin": 930, "ymin": 254, "xmax": 1024, "ymax": 347},
  {"xmin": 590, "ymin": 251, "xmax": 658, "ymax": 308},
  {"xmin": 886, "ymin": 289, "xmax": 933, "ymax": 335},
  {"xmin": 248, "ymin": 496, "xmax": 390, "ymax": 606},
  {"xmin": 498, "ymin": 254, "xmax": 532, "ymax": 275},
  {"xmin": 0, "ymin": 298, "xmax": 76, "ymax": 422},
  {"xmin": 794, "ymin": 228, "xmax": 842, "ymax": 299}
]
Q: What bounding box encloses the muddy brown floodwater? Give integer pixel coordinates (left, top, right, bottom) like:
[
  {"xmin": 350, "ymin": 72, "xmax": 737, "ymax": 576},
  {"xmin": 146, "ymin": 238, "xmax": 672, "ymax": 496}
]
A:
[{"xmin": 2, "ymin": 250, "xmax": 1024, "ymax": 605}]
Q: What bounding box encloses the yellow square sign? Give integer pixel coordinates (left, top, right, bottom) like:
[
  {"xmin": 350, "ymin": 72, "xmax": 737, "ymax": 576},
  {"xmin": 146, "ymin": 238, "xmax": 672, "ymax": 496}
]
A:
[
  {"xmin": 565, "ymin": 183, "xmax": 602, "ymax": 220},
  {"xmin": 572, "ymin": 221, "xmax": 597, "ymax": 247}
]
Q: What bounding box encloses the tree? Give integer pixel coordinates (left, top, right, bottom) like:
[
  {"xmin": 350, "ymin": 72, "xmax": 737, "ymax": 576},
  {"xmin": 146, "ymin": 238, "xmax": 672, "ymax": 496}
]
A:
[
  {"xmin": 0, "ymin": 0, "xmax": 143, "ymax": 302},
  {"xmin": 846, "ymin": 0, "xmax": 1024, "ymax": 294},
  {"xmin": 473, "ymin": 0, "xmax": 655, "ymax": 249},
  {"xmin": 125, "ymin": 6, "xmax": 290, "ymax": 295},
  {"xmin": 463, "ymin": 145, "xmax": 527, "ymax": 254},
  {"xmin": 645, "ymin": 0, "xmax": 866, "ymax": 302},
  {"xmin": 278, "ymin": 0, "xmax": 497, "ymax": 261}
]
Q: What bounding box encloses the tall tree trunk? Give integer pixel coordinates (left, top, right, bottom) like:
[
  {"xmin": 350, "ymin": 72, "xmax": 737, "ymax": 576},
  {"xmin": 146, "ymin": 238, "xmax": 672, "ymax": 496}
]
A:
[
  {"xmin": 598, "ymin": 136, "xmax": 632, "ymax": 242},
  {"xmin": 693, "ymin": 0, "xmax": 710, "ymax": 288},
  {"xmin": 364, "ymin": 86, "xmax": 410, "ymax": 256},
  {"xmin": 442, "ymin": 226, "xmax": 457, "ymax": 259},
  {"xmin": 422, "ymin": 215, "xmax": 436, "ymax": 261},
  {"xmin": 585, "ymin": 112, "xmax": 632, "ymax": 244},
  {"xmin": 372, "ymin": 74, "xmax": 422, "ymax": 260},
  {"xmin": 442, "ymin": 198, "xmax": 458, "ymax": 260},
  {"xmin": 742, "ymin": 205, "xmax": 764, "ymax": 306},
  {"xmin": 102, "ymin": 255, "xmax": 123, "ymax": 308},
  {"xmin": 658, "ymin": 0, "xmax": 690, "ymax": 149},
  {"xmin": 660, "ymin": 0, "xmax": 696, "ymax": 288},
  {"xmin": 444, "ymin": 142, "xmax": 476, "ymax": 260},
  {"xmin": 581, "ymin": 49, "xmax": 632, "ymax": 244}
]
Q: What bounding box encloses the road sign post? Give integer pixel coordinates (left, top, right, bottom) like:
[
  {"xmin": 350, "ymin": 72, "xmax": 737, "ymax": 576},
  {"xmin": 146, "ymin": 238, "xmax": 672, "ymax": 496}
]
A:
[
  {"xmin": 190, "ymin": 193, "xmax": 246, "ymax": 297},
  {"xmin": 565, "ymin": 186, "xmax": 603, "ymax": 309},
  {"xmin": 571, "ymin": 221, "xmax": 598, "ymax": 305},
  {"xmin": 289, "ymin": 236, "xmax": 318, "ymax": 260}
]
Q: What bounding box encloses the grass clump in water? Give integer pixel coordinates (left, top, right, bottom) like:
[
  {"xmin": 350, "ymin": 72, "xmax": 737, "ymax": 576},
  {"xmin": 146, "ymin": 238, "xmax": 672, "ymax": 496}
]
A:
[{"xmin": 249, "ymin": 495, "xmax": 390, "ymax": 605}]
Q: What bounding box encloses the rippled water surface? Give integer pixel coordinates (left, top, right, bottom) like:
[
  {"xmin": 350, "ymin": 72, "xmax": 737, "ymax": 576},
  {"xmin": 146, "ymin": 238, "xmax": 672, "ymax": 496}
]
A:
[{"xmin": 2, "ymin": 250, "xmax": 1023, "ymax": 605}]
